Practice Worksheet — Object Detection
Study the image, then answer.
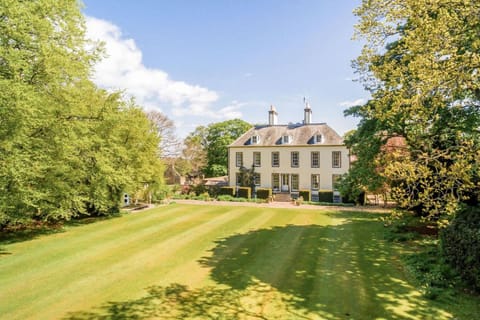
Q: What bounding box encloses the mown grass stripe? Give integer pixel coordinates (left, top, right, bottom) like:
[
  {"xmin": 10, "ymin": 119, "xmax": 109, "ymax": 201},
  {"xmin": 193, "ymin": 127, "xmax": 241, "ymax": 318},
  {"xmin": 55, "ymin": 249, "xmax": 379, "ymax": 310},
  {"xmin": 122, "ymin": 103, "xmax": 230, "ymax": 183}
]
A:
[
  {"xmin": 0, "ymin": 206, "xmax": 207, "ymax": 290},
  {"xmin": 0, "ymin": 205, "xmax": 187, "ymax": 270},
  {"xmin": 2, "ymin": 205, "xmax": 250, "ymax": 319},
  {"xmin": 1, "ymin": 205, "xmax": 474, "ymax": 320}
]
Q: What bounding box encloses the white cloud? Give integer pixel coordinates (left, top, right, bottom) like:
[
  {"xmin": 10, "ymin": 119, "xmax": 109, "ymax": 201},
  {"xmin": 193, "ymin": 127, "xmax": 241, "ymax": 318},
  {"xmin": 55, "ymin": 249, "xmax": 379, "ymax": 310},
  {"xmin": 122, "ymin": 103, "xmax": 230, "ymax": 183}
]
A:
[
  {"xmin": 339, "ymin": 98, "xmax": 366, "ymax": 108},
  {"xmin": 85, "ymin": 16, "xmax": 219, "ymax": 117}
]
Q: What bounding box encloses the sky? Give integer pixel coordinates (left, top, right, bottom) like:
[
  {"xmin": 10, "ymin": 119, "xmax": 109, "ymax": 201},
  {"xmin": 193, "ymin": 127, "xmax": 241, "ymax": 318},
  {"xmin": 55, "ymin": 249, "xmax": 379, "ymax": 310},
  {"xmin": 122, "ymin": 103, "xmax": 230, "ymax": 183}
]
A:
[{"xmin": 82, "ymin": 0, "xmax": 368, "ymax": 138}]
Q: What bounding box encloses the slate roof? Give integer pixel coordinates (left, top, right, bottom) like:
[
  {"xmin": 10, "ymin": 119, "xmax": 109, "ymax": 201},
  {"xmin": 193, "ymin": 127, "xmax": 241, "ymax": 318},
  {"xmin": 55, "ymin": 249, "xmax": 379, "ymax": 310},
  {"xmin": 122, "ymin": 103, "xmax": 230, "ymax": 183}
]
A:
[{"xmin": 229, "ymin": 123, "xmax": 344, "ymax": 147}]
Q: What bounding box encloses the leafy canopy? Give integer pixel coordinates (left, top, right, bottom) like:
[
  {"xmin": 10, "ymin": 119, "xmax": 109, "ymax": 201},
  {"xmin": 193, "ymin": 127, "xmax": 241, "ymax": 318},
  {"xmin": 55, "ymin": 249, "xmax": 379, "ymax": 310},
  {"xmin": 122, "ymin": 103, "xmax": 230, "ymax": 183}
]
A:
[
  {"xmin": 0, "ymin": 0, "xmax": 164, "ymax": 226},
  {"xmin": 343, "ymin": 0, "xmax": 480, "ymax": 222}
]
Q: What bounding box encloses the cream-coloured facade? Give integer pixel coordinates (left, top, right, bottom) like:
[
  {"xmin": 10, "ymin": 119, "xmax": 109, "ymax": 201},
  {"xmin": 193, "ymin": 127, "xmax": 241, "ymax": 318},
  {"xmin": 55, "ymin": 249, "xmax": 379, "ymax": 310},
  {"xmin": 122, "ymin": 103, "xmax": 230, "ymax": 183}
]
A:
[{"xmin": 228, "ymin": 104, "xmax": 349, "ymax": 198}]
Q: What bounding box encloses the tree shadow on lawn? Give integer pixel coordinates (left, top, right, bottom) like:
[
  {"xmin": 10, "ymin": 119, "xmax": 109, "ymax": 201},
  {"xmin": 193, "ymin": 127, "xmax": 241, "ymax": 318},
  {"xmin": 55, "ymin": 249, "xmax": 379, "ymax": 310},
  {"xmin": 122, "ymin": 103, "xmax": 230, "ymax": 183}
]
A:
[
  {"xmin": 0, "ymin": 222, "xmax": 64, "ymax": 246},
  {"xmin": 65, "ymin": 283, "xmax": 293, "ymax": 320},
  {"xmin": 198, "ymin": 211, "xmax": 453, "ymax": 319},
  {"xmin": 0, "ymin": 215, "xmax": 123, "ymax": 247},
  {"xmin": 65, "ymin": 211, "xmax": 456, "ymax": 319}
]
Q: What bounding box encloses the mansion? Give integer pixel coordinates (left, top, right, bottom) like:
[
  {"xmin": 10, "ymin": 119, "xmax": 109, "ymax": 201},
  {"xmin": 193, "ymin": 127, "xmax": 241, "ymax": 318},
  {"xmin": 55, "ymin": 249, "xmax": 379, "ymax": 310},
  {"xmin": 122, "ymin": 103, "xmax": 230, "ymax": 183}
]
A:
[{"xmin": 228, "ymin": 103, "xmax": 349, "ymax": 199}]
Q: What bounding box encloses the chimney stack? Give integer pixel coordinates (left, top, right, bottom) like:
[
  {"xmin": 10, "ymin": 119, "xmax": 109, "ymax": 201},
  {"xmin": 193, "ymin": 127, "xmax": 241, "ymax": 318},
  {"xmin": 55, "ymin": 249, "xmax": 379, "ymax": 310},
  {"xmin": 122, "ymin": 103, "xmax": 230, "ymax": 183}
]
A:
[
  {"xmin": 268, "ymin": 105, "xmax": 278, "ymax": 125},
  {"xmin": 304, "ymin": 101, "xmax": 312, "ymax": 124}
]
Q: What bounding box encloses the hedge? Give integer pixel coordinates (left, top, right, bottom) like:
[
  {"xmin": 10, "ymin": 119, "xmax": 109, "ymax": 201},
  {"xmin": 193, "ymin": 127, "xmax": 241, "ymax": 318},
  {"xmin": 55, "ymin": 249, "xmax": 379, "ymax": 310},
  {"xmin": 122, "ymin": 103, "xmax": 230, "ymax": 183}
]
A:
[
  {"xmin": 440, "ymin": 206, "xmax": 480, "ymax": 292},
  {"xmin": 237, "ymin": 187, "xmax": 251, "ymax": 199},
  {"xmin": 219, "ymin": 187, "xmax": 235, "ymax": 197},
  {"xmin": 256, "ymin": 188, "xmax": 272, "ymax": 200},
  {"xmin": 318, "ymin": 190, "xmax": 333, "ymax": 203},
  {"xmin": 299, "ymin": 190, "xmax": 311, "ymax": 202}
]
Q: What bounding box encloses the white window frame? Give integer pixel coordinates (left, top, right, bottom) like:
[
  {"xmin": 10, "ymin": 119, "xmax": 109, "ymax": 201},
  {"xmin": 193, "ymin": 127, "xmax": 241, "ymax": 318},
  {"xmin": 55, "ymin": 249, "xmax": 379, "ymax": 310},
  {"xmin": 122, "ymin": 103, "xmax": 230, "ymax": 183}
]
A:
[
  {"xmin": 236, "ymin": 152, "xmax": 243, "ymax": 167},
  {"xmin": 311, "ymin": 174, "xmax": 320, "ymax": 190},
  {"xmin": 332, "ymin": 151, "xmax": 341, "ymax": 168},
  {"xmin": 253, "ymin": 152, "xmax": 261, "ymax": 167},
  {"xmin": 251, "ymin": 135, "xmax": 260, "ymax": 144},
  {"xmin": 272, "ymin": 173, "xmax": 280, "ymax": 191},
  {"xmin": 291, "ymin": 151, "xmax": 299, "ymax": 167},
  {"xmin": 291, "ymin": 174, "xmax": 299, "ymax": 192},
  {"xmin": 271, "ymin": 152, "xmax": 279, "ymax": 167},
  {"xmin": 311, "ymin": 151, "xmax": 320, "ymax": 168}
]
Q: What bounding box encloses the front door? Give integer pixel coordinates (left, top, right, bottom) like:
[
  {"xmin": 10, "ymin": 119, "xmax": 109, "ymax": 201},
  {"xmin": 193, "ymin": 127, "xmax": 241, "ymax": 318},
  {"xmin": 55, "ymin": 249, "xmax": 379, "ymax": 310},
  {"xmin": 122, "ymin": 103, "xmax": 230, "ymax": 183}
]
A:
[{"xmin": 281, "ymin": 174, "xmax": 290, "ymax": 192}]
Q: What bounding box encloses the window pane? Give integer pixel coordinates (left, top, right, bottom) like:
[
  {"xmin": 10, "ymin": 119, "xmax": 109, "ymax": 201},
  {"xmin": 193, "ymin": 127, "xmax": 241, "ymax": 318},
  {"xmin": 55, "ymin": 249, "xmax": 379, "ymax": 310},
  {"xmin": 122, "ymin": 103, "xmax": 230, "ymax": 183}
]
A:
[
  {"xmin": 332, "ymin": 151, "xmax": 341, "ymax": 168},
  {"xmin": 236, "ymin": 173, "xmax": 241, "ymax": 185},
  {"xmin": 291, "ymin": 151, "xmax": 299, "ymax": 167},
  {"xmin": 311, "ymin": 151, "xmax": 320, "ymax": 168},
  {"xmin": 254, "ymin": 152, "xmax": 261, "ymax": 167},
  {"xmin": 254, "ymin": 173, "xmax": 261, "ymax": 186},
  {"xmin": 236, "ymin": 152, "xmax": 243, "ymax": 167},
  {"xmin": 291, "ymin": 174, "xmax": 299, "ymax": 191},
  {"xmin": 272, "ymin": 173, "xmax": 280, "ymax": 191},
  {"xmin": 272, "ymin": 152, "xmax": 279, "ymax": 167},
  {"xmin": 311, "ymin": 174, "xmax": 320, "ymax": 190}
]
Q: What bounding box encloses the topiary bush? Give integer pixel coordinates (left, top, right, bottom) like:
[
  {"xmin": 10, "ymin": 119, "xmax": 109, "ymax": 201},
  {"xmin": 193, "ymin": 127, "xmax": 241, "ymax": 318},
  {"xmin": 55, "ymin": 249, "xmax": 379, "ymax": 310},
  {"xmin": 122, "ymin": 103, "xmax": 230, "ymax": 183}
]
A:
[
  {"xmin": 256, "ymin": 188, "xmax": 272, "ymax": 200},
  {"xmin": 318, "ymin": 190, "xmax": 333, "ymax": 203},
  {"xmin": 237, "ymin": 187, "xmax": 251, "ymax": 199},
  {"xmin": 219, "ymin": 187, "xmax": 235, "ymax": 197},
  {"xmin": 299, "ymin": 190, "xmax": 311, "ymax": 202},
  {"xmin": 440, "ymin": 206, "xmax": 480, "ymax": 292}
]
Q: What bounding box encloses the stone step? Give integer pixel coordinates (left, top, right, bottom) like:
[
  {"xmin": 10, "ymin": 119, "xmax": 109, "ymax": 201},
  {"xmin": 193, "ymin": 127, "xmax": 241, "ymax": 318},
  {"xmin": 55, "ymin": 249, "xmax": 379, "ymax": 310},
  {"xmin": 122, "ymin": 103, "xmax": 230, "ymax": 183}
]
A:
[{"xmin": 273, "ymin": 193, "xmax": 291, "ymax": 202}]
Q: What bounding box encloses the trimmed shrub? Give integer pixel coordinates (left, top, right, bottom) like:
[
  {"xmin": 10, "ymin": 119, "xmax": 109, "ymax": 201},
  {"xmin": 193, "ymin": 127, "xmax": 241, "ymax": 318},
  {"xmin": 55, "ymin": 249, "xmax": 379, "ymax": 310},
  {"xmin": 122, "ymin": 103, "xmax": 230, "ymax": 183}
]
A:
[
  {"xmin": 440, "ymin": 206, "xmax": 480, "ymax": 292},
  {"xmin": 219, "ymin": 187, "xmax": 235, "ymax": 197},
  {"xmin": 237, "ymin": 187, "xmax": 251, "ymax": 199},
  {"xmin": 217, "ymin": 195, "xmax": 236, "ymax": 202},
  {"xmin": 318, "ymin": 190, "xmax": 334, "ymax": 203},
  {"xmin": 256, "ymin": 188, "xmax": 272, "ymax": 200},
  {"xmin": 299, "ymin": 190, "xmax": 311, "ymax": 202}
]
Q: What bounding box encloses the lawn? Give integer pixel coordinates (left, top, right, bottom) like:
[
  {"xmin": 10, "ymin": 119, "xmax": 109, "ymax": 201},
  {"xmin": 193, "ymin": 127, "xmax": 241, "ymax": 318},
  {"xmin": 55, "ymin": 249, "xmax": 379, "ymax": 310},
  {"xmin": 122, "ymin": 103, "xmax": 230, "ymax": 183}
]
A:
[{"xmin": 0, "ymin": 203, "xmax": 478, "ymax": 319}]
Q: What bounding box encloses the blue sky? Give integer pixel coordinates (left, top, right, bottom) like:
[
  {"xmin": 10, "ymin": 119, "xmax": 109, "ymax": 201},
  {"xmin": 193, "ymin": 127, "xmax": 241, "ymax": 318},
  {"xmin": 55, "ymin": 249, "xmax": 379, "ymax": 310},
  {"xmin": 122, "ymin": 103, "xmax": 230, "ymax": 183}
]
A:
[{"xmin": 82, "ymin": 0, "xmax": 367, "ymax": 138}]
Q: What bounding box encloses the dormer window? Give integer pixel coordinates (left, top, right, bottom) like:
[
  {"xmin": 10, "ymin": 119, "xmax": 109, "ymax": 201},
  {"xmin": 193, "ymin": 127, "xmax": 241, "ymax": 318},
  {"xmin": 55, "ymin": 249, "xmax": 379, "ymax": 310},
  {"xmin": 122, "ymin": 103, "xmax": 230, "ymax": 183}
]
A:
[
  {"xmin": 316, "ymin": 134, "xmax": 323, "ymax": 143},
  {"xmin": 283, "ymin": 135, "xmax": 291, "ymax": 144},
  {"xmin": 251, "ymin": 135, "xmax": 260, "ymax": 144}
]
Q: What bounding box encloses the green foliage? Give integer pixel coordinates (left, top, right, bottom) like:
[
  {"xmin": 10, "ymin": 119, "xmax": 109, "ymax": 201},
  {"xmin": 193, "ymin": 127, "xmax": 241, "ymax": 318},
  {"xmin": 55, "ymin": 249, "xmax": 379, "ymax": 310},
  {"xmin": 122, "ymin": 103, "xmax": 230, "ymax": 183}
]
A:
[
  {"xmin": 337, "ymin": 173, "xmax": 368, "ymax": 205},
  {"xmin": 237, "ymin": 165, "xmax": 256, "ymax": 188},
  {"xmin": 219, "ymin": 187, "xmax": 235, "ymax": 197},
  {"xmin": 188, "ymin": 119, "xmax": 251, "ymax": 177},
  {"xmin": 318, "ymin": 190, "xmax": 333, "ymax": 203},
  {"xmin": 237, "ymin": 187, "xmax": 251, "ymax": 199},
  {"xmin": 350, "ymin": 0, "xmax": 480, "ymax": 222},
  {"xmin": 256, "ymin": 188, "xmax": 272, "ymax": 200},
  {"xmin": 0, "ymin": 0, "xmax": 164, "ymax": 227},
  {"xmin": 299, "ymin": 190, "xmax": 311, "ymax": 202},
  {"xmin": 440, "ymin": 206, "xmax": 480, "ymax": 292},
  {"xmin": 216, "ymin": 195, "xmax": 236, "ymax": 202},
  {"xmin": 404, "ymin": 241, "xmax": 459, "ymax": 300}
]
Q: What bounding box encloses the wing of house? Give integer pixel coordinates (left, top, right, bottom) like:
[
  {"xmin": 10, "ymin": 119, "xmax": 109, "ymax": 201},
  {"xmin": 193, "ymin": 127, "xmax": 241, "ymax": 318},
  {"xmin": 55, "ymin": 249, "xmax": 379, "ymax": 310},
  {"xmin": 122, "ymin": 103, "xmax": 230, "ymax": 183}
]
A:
[{"xmin": 228, "ymin": 103, "xmax": 349, "ymax": 199}]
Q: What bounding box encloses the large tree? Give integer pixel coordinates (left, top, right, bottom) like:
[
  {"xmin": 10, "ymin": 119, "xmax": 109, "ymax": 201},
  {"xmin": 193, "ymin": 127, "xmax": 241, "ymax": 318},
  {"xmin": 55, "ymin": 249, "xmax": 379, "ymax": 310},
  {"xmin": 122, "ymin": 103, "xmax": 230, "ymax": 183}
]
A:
[
  {"xmin": 0, "ymin": 0, "xmax": 164, "ymax": 226},
  {"xmin": 187, "ymin": 119, "xmax": 251, "ymax": 177},
  {"xmin": 345, "ymin": 0, "xmax": 480, "ymax": 222}
]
